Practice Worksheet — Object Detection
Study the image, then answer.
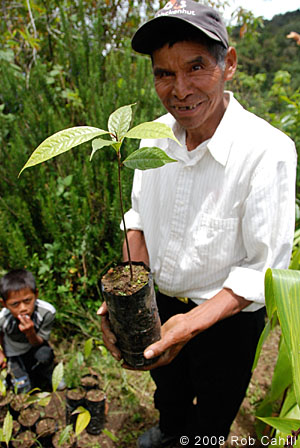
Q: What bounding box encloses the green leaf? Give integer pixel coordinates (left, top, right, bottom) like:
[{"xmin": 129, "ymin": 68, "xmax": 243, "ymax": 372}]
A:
[
  {"xmin": 265, "ymin": 269, "xmax": 300, "ymax": 407},
  {"xmin": 58, "ymin": 425, "xmax": 73, "ymax": 446},
  {"xmin": 123, "ymin": 147, "xmax": 177, "ymax": 170},
  {"xmin": 102, "ymin": 428, "xmax": 119, "ymax": 442},
  {"xmin": 125, "ymin": 121, "xmax": 181, "ymax": 146},
  {"xmin": 19, "ymin": 127, "xmax": 109, "ymax": 175},
  {"xmin": 74, "ymin": 407, "xmax": 91, "ymax": 436},
  {"xmin": 3, "ymin": 411, "xmax": 13, "ymax": 446},
  {"xmin": 257, "ymin": 416, "xmax": 300, "ymax": 433},
  {"xmin": 52, "ymin": 361, "xmax": 64, "ymax": 392},
  {"xmin": 252, "ymin": 319, "xmax": 271, "ymax": 371},
  {"xmin": 84, "ymin": 338, "xmax": 93, "ymax": 359},
  {"xmin": 90, "ymin": 137, "xmax": 114, "ymax": 160},
  {"xmin": 108, "ymin": 104, "xmax": 135, "ymax": 141},
  {"xmin": 0, "ymin": 379, "xmax": 6, "ymax": 397}
]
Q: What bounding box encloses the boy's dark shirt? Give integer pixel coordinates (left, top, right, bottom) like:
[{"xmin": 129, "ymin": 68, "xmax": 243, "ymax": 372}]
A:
[{"xmin": 0, "ymin": 299, "xmax": 56, "ymax": 357}]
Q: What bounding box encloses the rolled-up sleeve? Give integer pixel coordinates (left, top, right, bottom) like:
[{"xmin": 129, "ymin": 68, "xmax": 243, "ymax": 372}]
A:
[{"xmin": 223, "ymin": 141, "xmax": 297, "ymax": 306}]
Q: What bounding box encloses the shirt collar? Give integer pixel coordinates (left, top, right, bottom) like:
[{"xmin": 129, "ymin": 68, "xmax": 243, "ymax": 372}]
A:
[
  {"xmin": 207, "ymin": 91, "xmax": 242, "ymax": 167},
  {"xmin": 167, "ymin": 91, "xmax": 243, "ymax": 167}
]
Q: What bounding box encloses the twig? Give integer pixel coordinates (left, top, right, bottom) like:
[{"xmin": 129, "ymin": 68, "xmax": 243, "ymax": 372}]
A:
[{"xmin": 284, "ymin": 427, "xmax": 300, "ymax": 447}]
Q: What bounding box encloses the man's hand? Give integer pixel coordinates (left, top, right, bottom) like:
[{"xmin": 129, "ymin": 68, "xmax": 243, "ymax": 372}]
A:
[
  {"xmin": 126, "ymin": 313, "xmax": 192, "ymax": 371},
  {"xmin": 97, "ymin": 302, "xmax": 122, "ymax": 362},
  {"xmin": 0, "ymin": 351, "xmax": 7, "ymax": 369}
]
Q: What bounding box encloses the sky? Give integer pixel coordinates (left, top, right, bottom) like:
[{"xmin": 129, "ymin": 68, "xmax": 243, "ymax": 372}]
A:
[{"xmin": 223, "ymin": 0, "xmax": 300, "ymax": 22}]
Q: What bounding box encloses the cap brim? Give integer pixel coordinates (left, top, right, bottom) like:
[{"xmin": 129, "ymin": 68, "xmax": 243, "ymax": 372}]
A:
[{"xmin": 131, "ymin": 16, "xmax": 224, "ymax": 54}]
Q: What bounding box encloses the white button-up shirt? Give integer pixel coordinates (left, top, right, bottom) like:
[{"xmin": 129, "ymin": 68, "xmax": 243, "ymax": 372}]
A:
[{"xmin": 123, "ymin": 92, "xmax": 297, "ymax": 311}]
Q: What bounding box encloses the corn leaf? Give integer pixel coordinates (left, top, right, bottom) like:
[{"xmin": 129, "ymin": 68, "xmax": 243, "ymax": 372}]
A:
[
  {"xmin": 125, "ymin": 121, "xmax": 181, "ymax": 145},
  {"xmin": 265, "ymin": 269, "xmax": 300, "ymax": 407},
  {"xmin": 123, "ymin": 147, "xmax": 177, "ymax": 170},
  {"xmin": 257, "ymin": 416, "xmax": 300, "ymax": 433},
  {"xmin": 19, "ymin": 127, "xmax": 109, "ymax": 175}
]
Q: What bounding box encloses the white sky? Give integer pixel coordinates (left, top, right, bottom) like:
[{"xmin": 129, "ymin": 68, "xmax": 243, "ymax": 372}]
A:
[{"xmin": 223, "ymin": 0, "xmax": 300, "ymax": 22}]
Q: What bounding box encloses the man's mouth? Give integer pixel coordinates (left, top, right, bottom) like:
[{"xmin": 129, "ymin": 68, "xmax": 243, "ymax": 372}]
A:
[{"xmin": 173, "ymin": 102, "xmax": 202, "ymax": 111}]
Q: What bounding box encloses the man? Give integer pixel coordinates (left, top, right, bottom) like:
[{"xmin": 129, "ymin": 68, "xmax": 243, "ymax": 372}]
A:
[{"xmin": 99, "ymin": 1, "xmax": 297, "ymax": 446}]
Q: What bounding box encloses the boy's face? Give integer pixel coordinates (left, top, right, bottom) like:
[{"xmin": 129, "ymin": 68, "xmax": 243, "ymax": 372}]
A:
[{"xmin": 3, "ymin": 288, "xmax": 37, "ymax": 320}]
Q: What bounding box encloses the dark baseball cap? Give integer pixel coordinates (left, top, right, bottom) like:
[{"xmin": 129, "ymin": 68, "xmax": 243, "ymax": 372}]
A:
[{"xmin": 131, "ymin": 0, "xmax": 229, "ymax": 54}]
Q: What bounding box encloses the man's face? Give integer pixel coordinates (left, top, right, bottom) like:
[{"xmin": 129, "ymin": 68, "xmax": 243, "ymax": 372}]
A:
[
  {"xmin": 3, "ymin": 288, "xmax": 37, "ymax": 320},
  {"xmin": 152, "ymin": 40, "xmax": 233, "ymax": 142}
]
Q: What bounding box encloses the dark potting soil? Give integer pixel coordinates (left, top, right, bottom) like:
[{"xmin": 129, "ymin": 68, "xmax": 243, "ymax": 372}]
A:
[
  {"xmin": 36, "ymin": 417, "xmax": 56, "ymax": 437},
  {"xmin": 18, "ymin": 407, "xmax": 40, "ymax": 428},
  {"xmin": 86, "ymin": 389, "xmax": 105, "ymax": 402},
  {"xmin": 101, "ymin": 264, "xmax": 149, "ymax": 295},
  {"xmin": 80, "ymin": 375, "xmax": 99, "ymax": 390},
  {"xmin": 66, "ymin": 387, "xmax": 86, "ymax": 401},
  {"xmin": 12, "ymin": 430, "xmax": 36, "ymax": 448},
  {"xmin": 52, "ymin": 430, "xmax": 76, "ymax": 448},
  {"xmin": 11, "ymin": 394, "xmax": 28, "ymax": 413}
]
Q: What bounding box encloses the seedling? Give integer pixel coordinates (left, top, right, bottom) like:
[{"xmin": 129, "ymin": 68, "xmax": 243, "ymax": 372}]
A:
[{"xmin": 19, "ymin": 104, "xmax": 178, "ymax": 280}]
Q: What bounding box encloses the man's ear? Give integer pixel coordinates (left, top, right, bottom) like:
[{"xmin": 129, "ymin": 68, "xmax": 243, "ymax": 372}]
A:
[
  {"xmin": 0, "ymin": 298, "xmax": 6, "ymax": 308},
  {"xmin": 35, "ymin": 289, "xmax": 39, "ymax": 300},
  {"xmin": 224, "ymin": 46, "xmax": 237, "ymax": 82}
]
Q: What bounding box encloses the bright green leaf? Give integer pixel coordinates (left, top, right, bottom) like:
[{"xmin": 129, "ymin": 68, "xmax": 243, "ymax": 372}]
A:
[
  {"xmin": 102, "ymin": 428, "xmax": 119, "ymax": 442},
  {"xmin": 52, "ymin": 362, "xmax": 64, "ymax": 392},
  {"xmin": 125, "ymin": 121, "xmax": 181, "ymax": 145},
  {"xmin": 3, "ymin": 411, "xmax": 13, "ymax": 446},
  {"xmin": 74, "ymin": 407, "xmax": 91, "ymax": 436},
  {"xmin": 265, "ymin": 269, "xmax": 300, "ymax": 407},
  {"xmin": 58, "ymin": 425, "xmax": 73, "ymax": 446},
  {"xmin": 0, "ymin": 379, "xmax": 6, "ymax": 397},
  {"xmin": 123, "ymin": 147, "xmax": 177, "ymax": 170},
  {"xmin": 84, "ymin": 338, "xmax": 93, "ymax": 359},
  {"xmin": 257, "ymin": 416, "xmax": 300, "ymax": 433},
  {"xmin": 108, "ymin": 104, "xmax": 135, "ymax": 141},
  {"xmin": 19, "ymin": 127, "xmax": 109, "ymax": 175},
  {"xmin": 90, "ymin": 137, "xmax": 114, "ymax": 160}
]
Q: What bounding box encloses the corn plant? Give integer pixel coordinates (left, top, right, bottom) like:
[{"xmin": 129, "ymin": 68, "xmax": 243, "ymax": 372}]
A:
[{"xmin": 255, "ymin": 268, "xmax": 300, "ymax": 445}]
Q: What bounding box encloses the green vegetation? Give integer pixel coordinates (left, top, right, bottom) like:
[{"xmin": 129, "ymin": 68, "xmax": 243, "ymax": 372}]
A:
[{"xmin": 0, "ymin": 2, "xmax": 300, "ymax": 444}]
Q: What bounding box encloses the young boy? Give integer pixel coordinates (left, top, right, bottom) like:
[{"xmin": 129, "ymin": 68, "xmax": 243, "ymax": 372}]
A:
[{"xmin": 0, "ymin": 269, "xmax": 57, "ymax": 393}]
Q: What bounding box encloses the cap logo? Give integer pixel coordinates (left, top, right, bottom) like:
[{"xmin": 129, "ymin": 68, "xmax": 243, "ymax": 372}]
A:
[
  {"xmin": 164, "ymin": 0, "xmax": 186, "ymax": 10},
  {"xmin": 156, "ymin": 0, "xmax": 196, "ymax": 17}
]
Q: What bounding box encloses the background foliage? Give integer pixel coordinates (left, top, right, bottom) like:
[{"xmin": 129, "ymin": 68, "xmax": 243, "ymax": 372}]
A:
[{"xmin": 0, "ymin": 1, "xmax": 299, "ymax": 334}]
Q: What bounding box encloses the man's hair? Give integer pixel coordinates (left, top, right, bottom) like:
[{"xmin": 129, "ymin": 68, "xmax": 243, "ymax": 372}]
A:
[
  {"xmin": 151, "ymin": 21, "xmax": 228, "ymax": 69},
  {"xmin": 0, "ymin": 269, "xmax": 37, "ymax": 302}
]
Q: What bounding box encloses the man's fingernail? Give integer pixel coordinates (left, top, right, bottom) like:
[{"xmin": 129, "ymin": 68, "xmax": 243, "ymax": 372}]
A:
[
  {"xmin": 144, "ymin": 349, "xmax": 154, "ymax": 359},
  {"xmin": 112, "ymin": 352, "xmax": 120, "ymax": 360}
]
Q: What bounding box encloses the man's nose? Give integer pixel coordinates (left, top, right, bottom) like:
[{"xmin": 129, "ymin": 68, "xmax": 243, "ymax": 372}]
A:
[{"xmin": 173, "ymin": 74, "xmax": 192, "ymax": 100}]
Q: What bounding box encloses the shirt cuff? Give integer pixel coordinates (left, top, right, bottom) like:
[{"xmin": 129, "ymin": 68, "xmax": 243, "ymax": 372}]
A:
[
  {"xmin": 223, "ymin": 266, "xmax": 265, "ymax": 305},
  {"xmin": 120, "ymin": 208, "xmax": 143, "ymax": 231}
]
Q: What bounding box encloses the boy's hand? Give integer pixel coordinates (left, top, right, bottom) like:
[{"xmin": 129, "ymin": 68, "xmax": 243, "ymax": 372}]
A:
[
  {"xmin": 0, "ymin": 351, "xmax": 7, "ymax": 369},
  {"xmin": 18, "ymin": 314, "xmax": 34, "ymax": 333}
]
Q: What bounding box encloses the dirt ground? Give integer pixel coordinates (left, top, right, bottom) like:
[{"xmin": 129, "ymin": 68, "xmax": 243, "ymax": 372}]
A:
[
  {"xmin": 75, "ymin": 326, "xmax": 280, "ymax": 448},
  {"xmin": 1, "ymin": 326, "xmax": 279, "ymax": 447}
]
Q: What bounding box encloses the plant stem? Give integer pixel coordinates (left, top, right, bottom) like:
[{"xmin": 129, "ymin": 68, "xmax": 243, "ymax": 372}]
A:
[{"xmin": 117, "ymin": 151, "xmax": 133, "ymax": 281}]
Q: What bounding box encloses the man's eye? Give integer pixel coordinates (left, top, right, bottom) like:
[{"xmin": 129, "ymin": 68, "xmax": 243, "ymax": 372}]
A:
[
  {"xmin": 155, "ymin": 70, "xmax": 172, "ymax": 78},
  {"xmin": 11, "ymin": 303, "xmax": 18, "ymax": 308},
  {"xmin": 24, "ymin": 299, "xmax": 31, "ymax": 304},
  {"xmin": 192, "ymin": 65, "xmax": 202, "ymax": 71}
]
